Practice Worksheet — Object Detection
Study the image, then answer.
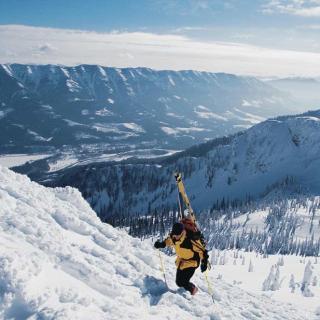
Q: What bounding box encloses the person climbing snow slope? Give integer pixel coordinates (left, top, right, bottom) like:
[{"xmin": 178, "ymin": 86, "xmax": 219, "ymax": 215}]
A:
[{"xmin": 154, "ymin": 221, "xmax": 209, "ymax": 295}]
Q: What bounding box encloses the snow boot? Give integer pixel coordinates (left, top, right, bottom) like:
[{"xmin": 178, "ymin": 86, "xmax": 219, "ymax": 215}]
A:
[{"xmin": 191, "ymin": 285, "xmax": 198, "ymax": 296}]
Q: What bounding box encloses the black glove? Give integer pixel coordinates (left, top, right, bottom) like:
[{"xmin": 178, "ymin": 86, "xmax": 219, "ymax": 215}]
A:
[
  {"xmin": 201, "ymin": 260, "xmax": 208, "ymax": 273},
  {"xmin": 154, "ymin": 240, "xmax": 166, "ymax": 249},
  {"xmin": 201, "ymin": 250, "xmax": 210, "ymax": 273}
]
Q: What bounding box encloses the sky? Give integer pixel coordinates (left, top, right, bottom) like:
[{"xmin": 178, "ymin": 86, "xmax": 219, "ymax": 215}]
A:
[{"xmin": 1, "ymin": 0, "xmax": 320, "ymax": 77}]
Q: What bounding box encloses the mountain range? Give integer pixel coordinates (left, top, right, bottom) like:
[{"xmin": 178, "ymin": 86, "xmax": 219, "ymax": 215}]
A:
[{"xmin": 0, "ymin": 63, "xmax": 299, "ymax": 159}]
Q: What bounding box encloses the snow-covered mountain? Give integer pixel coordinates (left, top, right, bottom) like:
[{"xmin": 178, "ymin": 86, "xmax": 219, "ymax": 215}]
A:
[
  {"xmin": 0, "ymin": 64, "xmax": 297, "ymax": 157},
  {"xmin": 36, "ymin": 109, "xmax": 320, "ymax": 220},
  {"xmin": 0, "ymin": 166, "xmax": 318, "ymax": 319}
]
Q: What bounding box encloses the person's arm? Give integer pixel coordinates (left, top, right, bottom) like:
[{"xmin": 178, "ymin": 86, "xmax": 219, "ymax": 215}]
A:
[
  {"xmin": 192, "ymin": 240, "xmax": 209, "ymax": 272},
  {"xmin": 192, "ymin": 239, "xmax": 206, "ymax": 258},
  {"xmin": 164, "ymin": 236, "xmax": 174, "ymax": 247},
  {"xmin": 154, "ymin": 236, "xmax": 173, "ymax": 249}
]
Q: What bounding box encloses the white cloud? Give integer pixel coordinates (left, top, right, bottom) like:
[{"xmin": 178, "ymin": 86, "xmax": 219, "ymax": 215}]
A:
[
  {"xmin": 263, "ymin": 0, "xmax": 320, "ymax": 17},
  {"xmin": 173, "ymin": 26, "xmax": 208, "ymax": 33},
  {"xmin": 155, "ymin": 0, "xmax": 237, "ymax": 15},
  {"xmin": 231, "ymin": 33, "xmax": 255, "ymax": 40},
  {"xmin": 298, "ymin": 24, "xmax": 320, "ymax": 29},
  {"xmin": 1, "ymin": 24, "xmax": 320, "ymax": 77}
]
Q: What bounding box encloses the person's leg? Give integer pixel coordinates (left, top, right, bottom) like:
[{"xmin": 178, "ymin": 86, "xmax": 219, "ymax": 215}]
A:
[{"xmin": 176, "ymin": 267, "xmax": 196, "ymax": 293}]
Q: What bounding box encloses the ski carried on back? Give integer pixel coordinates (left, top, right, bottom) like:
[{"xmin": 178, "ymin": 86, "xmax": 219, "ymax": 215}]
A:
[
  {"xmin": 174, "ymin": 172, "xmax": 195, "ymax": 221},
  {"xmin": 174, "ymin": 172, "xmax": 205, "ymax": 244}
]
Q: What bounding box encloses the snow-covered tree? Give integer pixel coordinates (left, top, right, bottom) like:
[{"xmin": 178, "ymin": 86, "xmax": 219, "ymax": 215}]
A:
[
  {"xmin": 277, "ymin": 256, "xmax": 284, "ymax": 266},
  {"xmin": 211, "ymin": 249, "xmax": 218, "ymax": 265},
  {"xmin": 262, "ymin": 265, "xmax": 275, "ymax": 291},
  {"xmin": 301, "ymin": 261, "xmax": 314, "ymax": 297},
  {"xmin": 224, "ymin": 251, "xmax": 228, "ymax": 265},
  {"xmin": 289, "ymin": 274, "xmax": 296, "ymax": 293},
  {"xmin": 248, "ymin": 260, "xmax": 254, "ymax": 272},
  {"xmin": 312, "ymin": 275, "xmax": 318, "ymax": 287},
  {"xmin": 271, "ymin": 265, "xmax": 281, "ymax": 291},
  {"xmin": 262, "ymin": 264, "xmax": 281, "ymax": 291}
]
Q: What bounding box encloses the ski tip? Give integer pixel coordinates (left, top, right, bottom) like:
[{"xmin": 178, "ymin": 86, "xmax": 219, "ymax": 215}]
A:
[{"xmin": 174, "ymin": 172, "xmax": 182, "ymax": 181}]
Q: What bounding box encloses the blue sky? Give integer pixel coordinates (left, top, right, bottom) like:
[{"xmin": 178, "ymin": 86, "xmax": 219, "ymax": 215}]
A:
[
  {"xmin": 0, "ymin": 1, "xmax": 270, "ymax": 29},
  {"xmin": 1, "ymin": 1, "xmax": 318, "ymax": 36},
  {"xmin": 1, "ymin": 0, "xmax": 320, "ymax": 76}
]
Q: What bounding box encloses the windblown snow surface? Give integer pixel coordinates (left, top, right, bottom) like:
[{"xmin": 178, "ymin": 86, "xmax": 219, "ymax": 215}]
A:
[{"xmin": 0, "ymin": 166, "xmax": 316, "ymax": 319}]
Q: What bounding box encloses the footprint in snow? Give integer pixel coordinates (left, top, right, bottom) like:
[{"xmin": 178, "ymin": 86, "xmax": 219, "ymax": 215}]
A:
[{"xmin": 141, "ymin": 275, "xmax": 169, "ymax": 306}]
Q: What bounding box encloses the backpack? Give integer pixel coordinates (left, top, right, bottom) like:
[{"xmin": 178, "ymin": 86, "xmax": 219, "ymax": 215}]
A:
[
  {"xmin": 180, "ymin": 217, "xmax": 198, "ymax": 232},
  {"xmin": 180, "ymin": 218, "xmax": 205, "ymax": 245}
]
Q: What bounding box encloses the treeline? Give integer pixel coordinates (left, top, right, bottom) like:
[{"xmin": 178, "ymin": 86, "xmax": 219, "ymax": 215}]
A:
[{"xmin": 108, "ymin": 196, "xmax": 320, "ymax": 257}]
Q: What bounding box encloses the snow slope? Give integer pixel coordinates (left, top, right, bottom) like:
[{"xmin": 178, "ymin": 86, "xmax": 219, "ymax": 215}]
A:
[
  {"xmin": 210, "ymin": 250, "xmax": 320, "ymax": 315},
  {"xmin": 0, "ymin": 166, "xmax": 316, "ymax": 319}
]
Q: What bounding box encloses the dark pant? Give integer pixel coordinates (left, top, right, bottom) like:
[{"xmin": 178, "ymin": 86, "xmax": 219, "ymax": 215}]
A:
[{"xmin": 176, "ymin": 267, "xmax": 196, "ymax": 293}]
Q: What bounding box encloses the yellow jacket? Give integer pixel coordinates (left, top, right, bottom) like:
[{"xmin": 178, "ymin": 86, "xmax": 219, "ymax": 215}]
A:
[{"xmin": 164, "ymin": 230, "xmax": 206, "ymax": 270}]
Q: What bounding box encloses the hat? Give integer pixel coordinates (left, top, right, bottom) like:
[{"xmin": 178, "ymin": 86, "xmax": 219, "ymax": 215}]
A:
[{"xmin": 171, "ymin": 222, "xmax": 184, "ymax": 236}]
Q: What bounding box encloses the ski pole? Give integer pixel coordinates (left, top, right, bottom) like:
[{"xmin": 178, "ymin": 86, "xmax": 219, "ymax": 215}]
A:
[
  {"xmin": 158, "ymin": 250, "xmax": 168, "ymax": 288},
  {"xmin": 205, "ymin": 269, "xmax": 215, "ymax": 303}
]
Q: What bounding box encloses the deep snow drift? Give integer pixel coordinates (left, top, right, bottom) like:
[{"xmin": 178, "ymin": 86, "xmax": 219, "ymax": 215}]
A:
[{"xmin": 0, "ymin": 166, "xmax": 317, "ymax": 319}]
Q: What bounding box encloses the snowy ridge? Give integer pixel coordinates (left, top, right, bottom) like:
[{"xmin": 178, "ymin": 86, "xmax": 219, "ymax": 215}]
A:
[
  {"xmin": 47, "ymin": 109, "xmax": 320, "ymax": 220},
  {"xmin": 0, "ymin": 166, "xmax": 315, "ymax": 319}
]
